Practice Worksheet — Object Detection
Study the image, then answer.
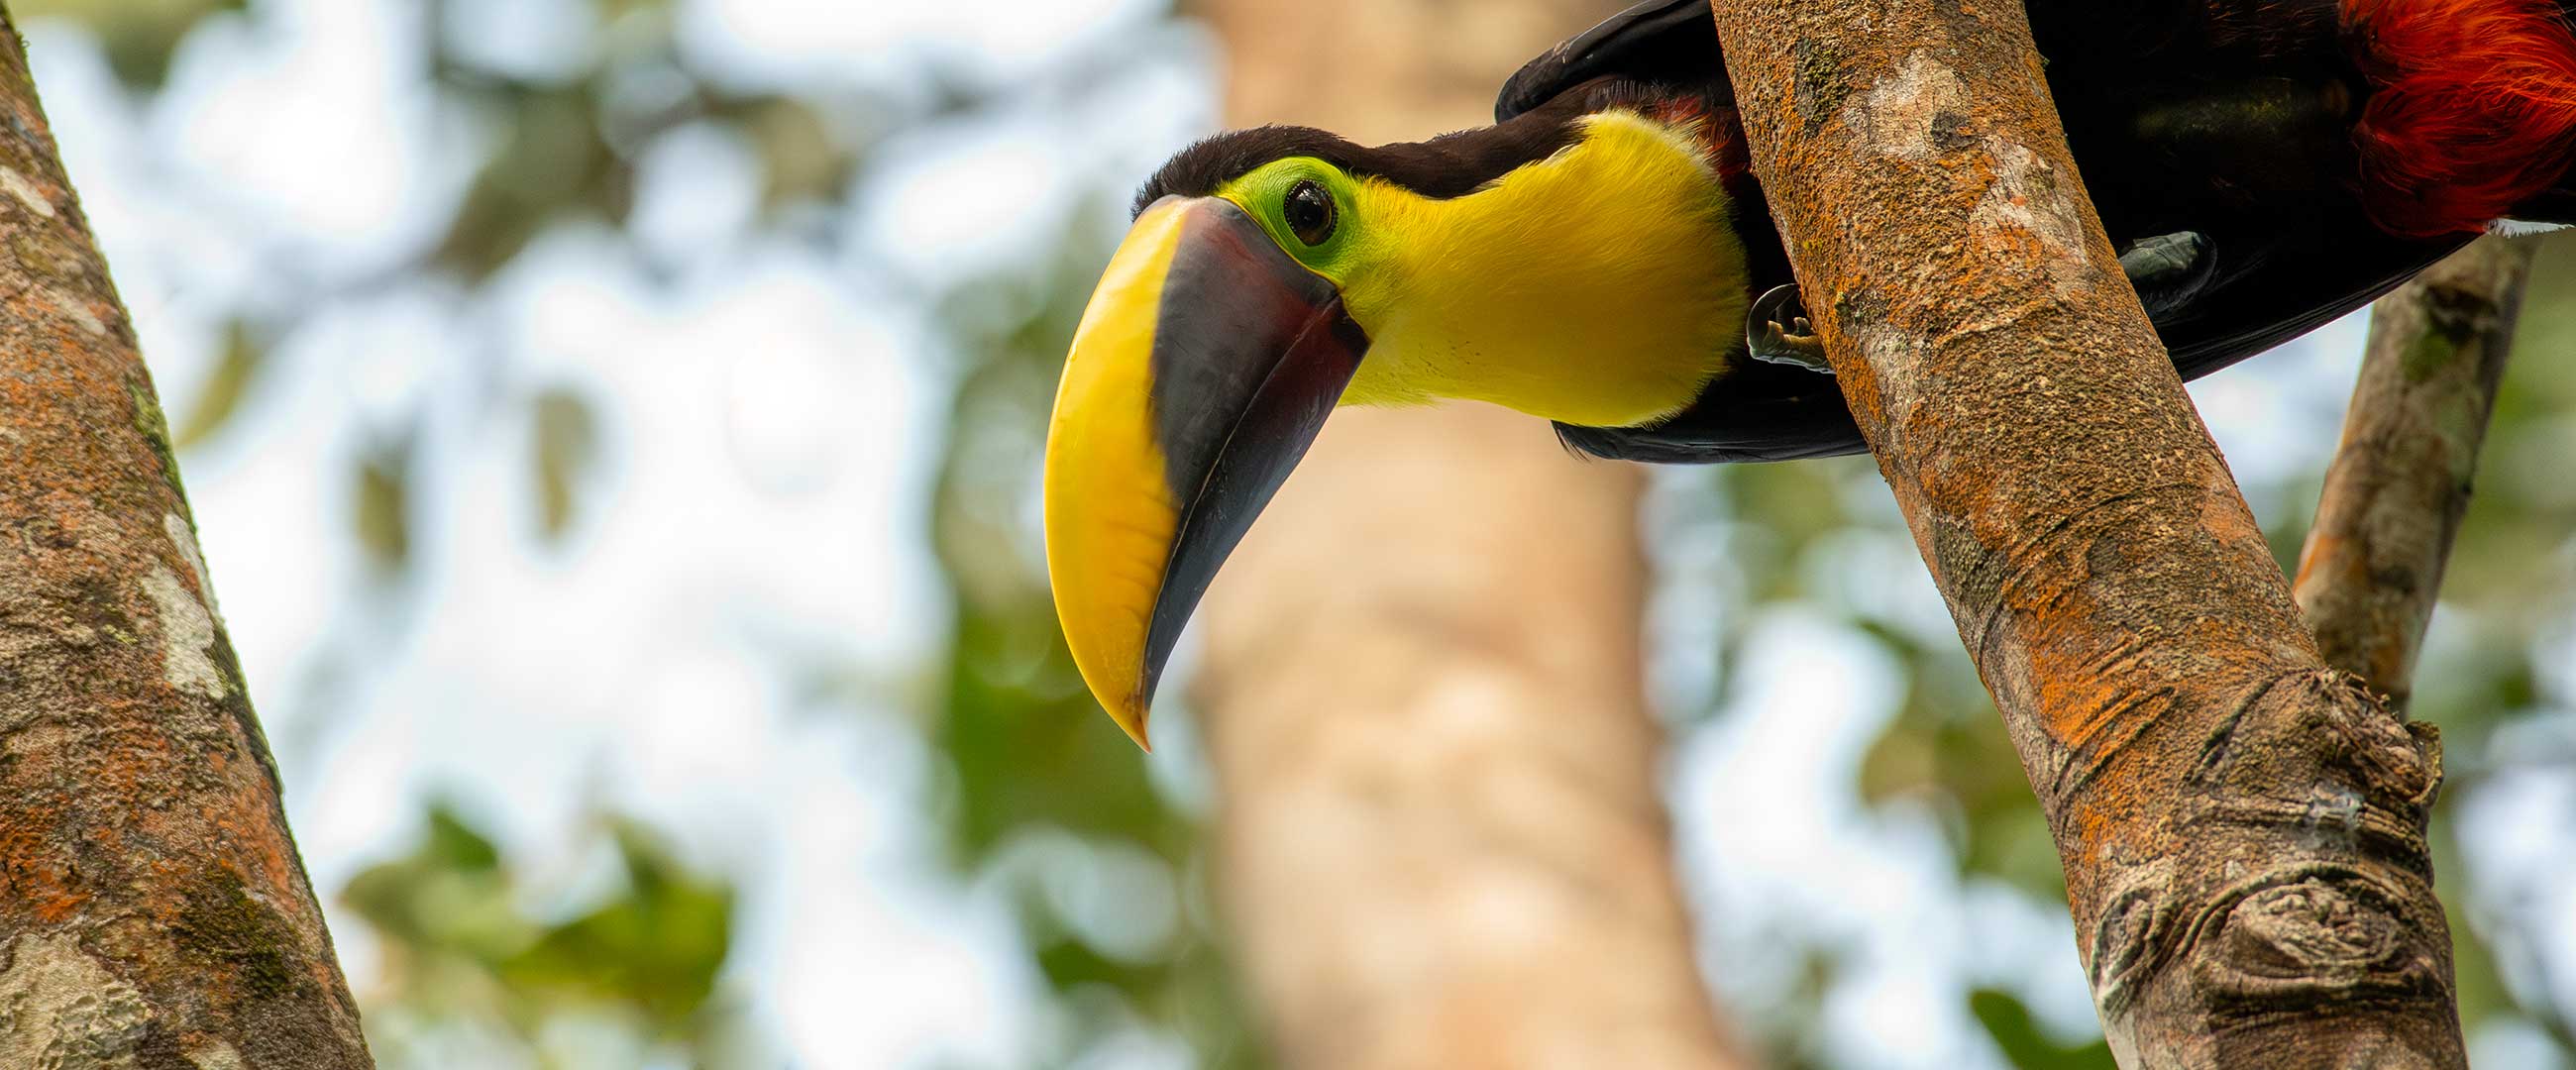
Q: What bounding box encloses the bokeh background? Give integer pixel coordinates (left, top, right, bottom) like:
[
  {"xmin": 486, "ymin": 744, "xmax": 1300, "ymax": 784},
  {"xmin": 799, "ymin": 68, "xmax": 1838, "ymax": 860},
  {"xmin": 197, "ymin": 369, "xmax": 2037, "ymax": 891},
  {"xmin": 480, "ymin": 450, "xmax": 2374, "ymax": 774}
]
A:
[{"xmin": 18, "ymin": 0, "xmax": 2574, "ymax": 1066}]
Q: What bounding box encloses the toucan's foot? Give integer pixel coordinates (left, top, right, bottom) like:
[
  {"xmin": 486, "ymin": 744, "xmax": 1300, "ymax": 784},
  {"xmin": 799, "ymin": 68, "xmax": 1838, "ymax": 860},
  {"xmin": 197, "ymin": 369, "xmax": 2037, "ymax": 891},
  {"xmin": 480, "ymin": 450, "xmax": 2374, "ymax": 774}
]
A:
[
  {"xmin": 1747, "ymin": 284, "xmax": 1831, "ymax": 374},
  {"xmin": 2118, "ymin": 230, "xmax": 2215, "ymax": 319}
]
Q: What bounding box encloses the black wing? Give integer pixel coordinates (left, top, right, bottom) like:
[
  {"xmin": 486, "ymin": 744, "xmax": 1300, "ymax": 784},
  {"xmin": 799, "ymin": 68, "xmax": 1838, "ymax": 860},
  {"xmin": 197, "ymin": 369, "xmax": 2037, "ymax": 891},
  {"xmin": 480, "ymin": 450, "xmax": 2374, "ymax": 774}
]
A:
[{"xmin": 1497, "ymin": 0, "xmax": 1717, "ymax": 124}]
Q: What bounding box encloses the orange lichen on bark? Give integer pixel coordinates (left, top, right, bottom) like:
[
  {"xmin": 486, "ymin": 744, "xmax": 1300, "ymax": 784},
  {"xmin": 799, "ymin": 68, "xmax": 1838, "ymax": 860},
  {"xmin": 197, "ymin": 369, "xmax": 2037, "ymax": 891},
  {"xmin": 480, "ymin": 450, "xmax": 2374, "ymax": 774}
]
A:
[
  {"xmin": 0, "ymin": 10, "xmax": 371, "ymax": 1069},
  {"xmin": 1707, "ymin": 1, "xmax": 2467, "ymax": 1066}
]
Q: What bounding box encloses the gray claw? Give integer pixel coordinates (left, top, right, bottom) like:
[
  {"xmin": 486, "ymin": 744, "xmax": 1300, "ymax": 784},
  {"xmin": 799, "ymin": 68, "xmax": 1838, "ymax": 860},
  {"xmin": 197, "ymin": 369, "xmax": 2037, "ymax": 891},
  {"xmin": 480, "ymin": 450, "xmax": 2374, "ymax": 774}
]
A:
[
  {"xmin": 2117, "ymin": 230, "xmax": 2215, "ymax": 318},
  {"xmin": 1746, "ymin": 284, "xmax": 1832, "ymax": 374}
]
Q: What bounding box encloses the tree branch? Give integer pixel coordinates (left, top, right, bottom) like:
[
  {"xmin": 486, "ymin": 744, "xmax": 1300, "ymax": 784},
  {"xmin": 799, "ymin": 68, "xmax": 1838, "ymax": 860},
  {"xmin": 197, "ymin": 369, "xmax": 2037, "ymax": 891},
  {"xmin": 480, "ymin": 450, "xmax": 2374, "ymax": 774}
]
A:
[
  {"xmin": 2297, "ymin": 237, "xmax": 2536, "ymax": 708},
  {"xmin": 1706, "ymin": 1, "xmax": 2466, "ymax": 1065},
  {"xmin": 2295, "ymin": 235, "xmax": 2576, "ymax": 1058},
  {"xmin": 0, "ymin": 10, "xmax": 370, "ymax": 1067}
]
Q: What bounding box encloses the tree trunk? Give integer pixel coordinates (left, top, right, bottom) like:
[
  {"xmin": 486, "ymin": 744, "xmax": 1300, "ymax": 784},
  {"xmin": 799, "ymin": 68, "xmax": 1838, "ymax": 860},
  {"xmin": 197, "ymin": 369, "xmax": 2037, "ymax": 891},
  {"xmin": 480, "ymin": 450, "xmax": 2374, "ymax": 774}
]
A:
[
  {"xmin": 1705, "ymin": 2, "xmax": 2466, "ymax": 1066},
  {"xmin": 0, "ymin": 10, "xmax": 371, "ymax": 1067},
  {"xmin": 2298, "ymin": 237, "xmax": 2536, "ymax": 708},
  {"xmin": 1189, "ymin": 2, "xmax": 1747, "ymax": 1068}
]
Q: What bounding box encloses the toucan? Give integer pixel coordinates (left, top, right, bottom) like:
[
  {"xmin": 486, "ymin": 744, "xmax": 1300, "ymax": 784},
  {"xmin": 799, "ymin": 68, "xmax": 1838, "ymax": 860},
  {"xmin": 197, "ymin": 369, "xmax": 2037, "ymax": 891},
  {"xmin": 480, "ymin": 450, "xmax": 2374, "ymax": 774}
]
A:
[{"xmin": 1045, "ymin": 0, "xmax": 2576, "ymax": 746}]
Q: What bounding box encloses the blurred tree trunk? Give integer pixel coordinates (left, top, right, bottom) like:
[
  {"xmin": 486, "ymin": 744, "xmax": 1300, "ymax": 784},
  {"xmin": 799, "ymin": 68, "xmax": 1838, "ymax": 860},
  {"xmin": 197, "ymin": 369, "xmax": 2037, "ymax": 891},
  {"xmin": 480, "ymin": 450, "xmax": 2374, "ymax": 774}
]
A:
[
  {"xmin": 1708, "ymin": 1, "xmax": 2465, "ymax": 1066},
  {"xmin": 0, "ymin": 10, "xmax": 371, "ymax": 1068},
  {"xmin": 1188, "ymin": 2, "xmax": 1747, "ymax": 1068}
]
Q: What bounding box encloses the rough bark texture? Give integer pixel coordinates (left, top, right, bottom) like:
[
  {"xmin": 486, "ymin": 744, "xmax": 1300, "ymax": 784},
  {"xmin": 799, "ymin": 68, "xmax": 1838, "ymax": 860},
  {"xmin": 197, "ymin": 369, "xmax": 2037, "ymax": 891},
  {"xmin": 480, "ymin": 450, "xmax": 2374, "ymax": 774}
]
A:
[
  {"xmin": 0, "ymin": 12, "xmax": 372, "ymax": 1068},
  {"xmin": 1189, "ymin": 2, "xmax": 1746, "ymax": 1067},
  {"xmin": 2297, "ymin": 238, "xmax": 2535, "ymax": 707},
  {"xmin": 1705, "ymin": 2, "xmax": 2465, "ymax": 1066}
]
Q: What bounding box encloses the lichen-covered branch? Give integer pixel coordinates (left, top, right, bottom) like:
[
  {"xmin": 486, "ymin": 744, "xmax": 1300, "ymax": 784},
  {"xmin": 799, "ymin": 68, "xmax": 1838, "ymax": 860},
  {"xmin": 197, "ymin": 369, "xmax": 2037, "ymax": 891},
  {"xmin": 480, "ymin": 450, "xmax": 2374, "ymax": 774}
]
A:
[
  {"xmin": 0, "ymin": 9, "xmax": 372, "ymax": 1067},
  {"xmin": 1705, "ymin": 1, "xmax": 2465, "ymax": 1065},
  {"xmin": 2297, "ymin": 237, "xmax": 2535, "ymax": 706},
  {"xmin": 1188, "ymin": 3, "xmax": 1746, "ymax": 1067}
]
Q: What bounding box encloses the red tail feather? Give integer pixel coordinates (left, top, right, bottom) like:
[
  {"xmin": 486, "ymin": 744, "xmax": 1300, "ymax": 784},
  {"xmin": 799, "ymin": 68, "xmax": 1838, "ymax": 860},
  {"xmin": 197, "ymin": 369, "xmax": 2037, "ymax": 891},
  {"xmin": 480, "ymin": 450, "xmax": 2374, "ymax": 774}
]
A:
[{"xmin": 2344, "ymin": 0, "xmax": 2576, "ymax": 236}]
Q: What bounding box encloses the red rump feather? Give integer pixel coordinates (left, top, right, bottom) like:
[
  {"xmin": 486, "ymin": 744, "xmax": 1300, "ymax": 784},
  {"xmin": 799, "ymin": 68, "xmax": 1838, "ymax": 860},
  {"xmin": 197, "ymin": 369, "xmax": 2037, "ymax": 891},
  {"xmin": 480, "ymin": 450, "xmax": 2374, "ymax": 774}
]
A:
[
  {"xmin": 1650, "ymin": 96, "xmax": 1755, "ymax": 183},
  {"xmin": 2344, "ymin": 0, "xmax": 2576, "ymax": 236}
]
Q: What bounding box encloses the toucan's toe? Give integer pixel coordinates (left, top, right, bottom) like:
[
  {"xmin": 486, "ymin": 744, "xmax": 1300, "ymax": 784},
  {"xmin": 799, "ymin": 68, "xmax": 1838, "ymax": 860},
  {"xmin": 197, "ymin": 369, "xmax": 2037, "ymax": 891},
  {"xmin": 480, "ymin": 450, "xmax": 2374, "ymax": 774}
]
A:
[
  {"xmin": 1747, "ymin": 283, "xmax": 1831, "ymax": 374},
  {"xmin": 2118, "ymin": 230, "xmax": 2216, "ymax": 319}
]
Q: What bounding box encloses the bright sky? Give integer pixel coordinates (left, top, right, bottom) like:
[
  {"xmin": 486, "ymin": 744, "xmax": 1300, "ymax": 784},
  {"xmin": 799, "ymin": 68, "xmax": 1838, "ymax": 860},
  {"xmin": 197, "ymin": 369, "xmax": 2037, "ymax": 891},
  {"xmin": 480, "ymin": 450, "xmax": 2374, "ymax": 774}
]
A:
[{"xmin": 22, "ymin": 0, "xmax": 2573, "ymax": 1067}]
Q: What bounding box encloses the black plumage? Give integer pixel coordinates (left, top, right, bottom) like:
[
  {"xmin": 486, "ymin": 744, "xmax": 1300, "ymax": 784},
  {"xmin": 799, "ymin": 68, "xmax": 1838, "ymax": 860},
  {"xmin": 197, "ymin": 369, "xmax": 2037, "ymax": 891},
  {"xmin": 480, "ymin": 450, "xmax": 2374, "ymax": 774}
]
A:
[
  {"xmin": 1519, "ymin": 0, "xmax": 2492, "ymax": 462},
  {"xmin": 1134, "ymin": 0, "xmax": 2576, "ymax": 463}
]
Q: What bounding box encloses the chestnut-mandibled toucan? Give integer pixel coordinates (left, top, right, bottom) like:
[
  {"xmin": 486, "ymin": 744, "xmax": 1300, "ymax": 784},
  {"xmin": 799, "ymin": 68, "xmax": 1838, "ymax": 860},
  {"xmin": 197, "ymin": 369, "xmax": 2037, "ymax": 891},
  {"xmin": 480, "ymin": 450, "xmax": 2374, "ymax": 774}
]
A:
[{"xmin": 1046, "ymin": 0, "xmax": 2576, "ymax": 746}]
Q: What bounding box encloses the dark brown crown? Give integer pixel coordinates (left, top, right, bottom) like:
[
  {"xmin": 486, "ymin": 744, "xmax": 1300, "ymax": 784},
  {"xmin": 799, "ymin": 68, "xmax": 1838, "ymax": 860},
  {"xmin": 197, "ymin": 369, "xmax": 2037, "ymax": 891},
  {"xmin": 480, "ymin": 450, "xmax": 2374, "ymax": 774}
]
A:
[{"xmin": 1131, "ymin": 89, "xmax": 1604, "ymax": 217}]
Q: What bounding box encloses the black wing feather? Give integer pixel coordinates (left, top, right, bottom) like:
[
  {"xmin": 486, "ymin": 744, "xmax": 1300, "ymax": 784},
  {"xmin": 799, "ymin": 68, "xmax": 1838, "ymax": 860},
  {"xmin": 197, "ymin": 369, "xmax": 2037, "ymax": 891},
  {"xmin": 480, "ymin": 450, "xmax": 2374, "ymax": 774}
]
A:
[{"xmin": 1496, "ymin": 0, "xmax": 1718, "ymax": 123}]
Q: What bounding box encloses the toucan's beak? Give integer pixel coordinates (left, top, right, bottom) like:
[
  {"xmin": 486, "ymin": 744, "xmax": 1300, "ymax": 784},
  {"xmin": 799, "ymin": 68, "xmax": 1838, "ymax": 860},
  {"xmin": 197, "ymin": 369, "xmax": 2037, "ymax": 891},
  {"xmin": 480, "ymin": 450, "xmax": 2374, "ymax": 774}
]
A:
[{"xmin": 1043, "ymin": 196, "xmax": 1367, "ymax": 749}]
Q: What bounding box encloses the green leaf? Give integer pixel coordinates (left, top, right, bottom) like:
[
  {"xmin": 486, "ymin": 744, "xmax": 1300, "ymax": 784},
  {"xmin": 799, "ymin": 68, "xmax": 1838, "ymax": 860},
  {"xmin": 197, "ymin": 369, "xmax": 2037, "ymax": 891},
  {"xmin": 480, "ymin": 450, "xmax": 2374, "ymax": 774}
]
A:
[
  {"xmin": 424, "ymin": 806, "xmax": 503, "ymax": 873},
  {"xmin": 17, "ymin": 0, "xmax": 244, "ymax": 90},
  {"xmin": 1969, "ymin": 988, "xmax": 2114, "ymax": 1070},
  {"xmin": 722, "ymin": 96, "xmax": 851, "ymax": 214},
  {"xmin": 496, "ymin": 822, "xmax": 733, "ymax": 1034},
  {"xmin": 1857, "ymin": 708, "xmax": 1940, "ymax": 804},
  {"xmin": 432, "ymin": 87, "xmax": 632, "ymax": 280},
  {"xmin": 353, "ymin": 433, "xmax": 414, "ymax": 576},
  {"xmin": 593, "ymin": 0, "xmax": 675, "ymax": 23},
  {"xmin": 343, "ymin": 805, "xmax": 743, "ymax": 1056},
  {"xmin": 172, "ymin": 320, "xmax": 263, "ymax": 450},
  {"xmin": 338, "ymin": 802, "xmax": 527, "ymax": 966},
  {"xmin": 531, "ymin": 388, "xmax": 599, "ymax": 543}
]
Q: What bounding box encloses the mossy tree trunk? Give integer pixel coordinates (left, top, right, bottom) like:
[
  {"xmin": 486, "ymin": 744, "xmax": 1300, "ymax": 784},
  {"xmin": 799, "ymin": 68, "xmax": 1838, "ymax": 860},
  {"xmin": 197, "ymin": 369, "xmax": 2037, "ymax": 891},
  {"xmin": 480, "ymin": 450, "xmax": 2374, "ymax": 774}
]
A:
[
  {"xmin": 0, "ymin": 10, "xmax": 371, "ymax": 1067},
  {"xmin": 1190, "ymin": 1, "xmax": 1748, "ymax": 1067},
  {"xmin": 1705, "ymin": 1, "xmax": 2468, "ymax": 1065}
]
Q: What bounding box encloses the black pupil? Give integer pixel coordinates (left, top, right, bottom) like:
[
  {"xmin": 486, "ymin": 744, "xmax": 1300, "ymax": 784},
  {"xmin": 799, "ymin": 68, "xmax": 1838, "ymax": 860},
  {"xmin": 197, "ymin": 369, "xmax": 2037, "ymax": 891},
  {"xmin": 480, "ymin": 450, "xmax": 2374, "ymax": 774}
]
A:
[{"xmin": 1284, "ymin": 181, "xmax": 1335, "ymax": 246}]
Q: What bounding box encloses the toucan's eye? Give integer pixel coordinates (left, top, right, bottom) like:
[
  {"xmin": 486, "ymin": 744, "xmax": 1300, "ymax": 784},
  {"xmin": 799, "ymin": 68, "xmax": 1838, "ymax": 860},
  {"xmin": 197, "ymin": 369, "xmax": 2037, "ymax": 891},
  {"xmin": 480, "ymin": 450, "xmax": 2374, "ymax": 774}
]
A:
[{"xmin": 1283, "ymin": 180, "xmax": 1336, "ymax": 246}]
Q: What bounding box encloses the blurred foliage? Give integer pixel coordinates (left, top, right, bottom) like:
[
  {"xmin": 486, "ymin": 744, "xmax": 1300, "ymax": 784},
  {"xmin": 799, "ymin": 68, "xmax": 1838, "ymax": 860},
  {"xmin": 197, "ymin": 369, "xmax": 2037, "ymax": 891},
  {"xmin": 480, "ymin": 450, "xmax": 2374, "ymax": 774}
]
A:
[
  {"xmin": 42, "ymin": 0, "xmax": 1257, "ymax": 1064},
  {"xmin": 923, "ymin": 205, "xmax": 1269, "ymax": 1066},
  {"xmin": 343, "ymin": 802, "xmax": 742, "ymax": 1066},
  {"xmin": 532, "ymin": 387, "xmax": 599, "ymax": 543},
  {"xmin": 44, "ymin": 0, "xmax": 2576, "ymax": 1067},
  {"xmin": 421, "ymin": 0, "xmax": 860, "ymax": 284},
  {"xmin": 15, "ymin": 0, "xmax": 242, "ymax": 88},
  {"xmin": 1858, "ymin": 641, "xmax": 2069, "ymax": 902},
  {"xmin": 720, "ymin": 96, "xmax": 850, "ymax": 215},
  {"xmin": 434, "ymin": 82, "xmax": 637, "ymax": 281},
  {"xmin": 353, "ymin": 426, "xmax": 415, "ymax": 578},
  {"xmin": 170, "ymin": 319, "xmax": 263, "ymax": 449},
  {"xmin": 1972, "ymin": 989, "xmax": 2115, "ymax": 1070}
]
